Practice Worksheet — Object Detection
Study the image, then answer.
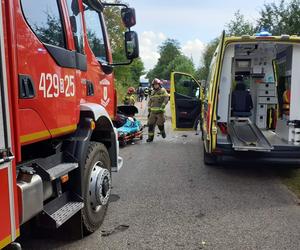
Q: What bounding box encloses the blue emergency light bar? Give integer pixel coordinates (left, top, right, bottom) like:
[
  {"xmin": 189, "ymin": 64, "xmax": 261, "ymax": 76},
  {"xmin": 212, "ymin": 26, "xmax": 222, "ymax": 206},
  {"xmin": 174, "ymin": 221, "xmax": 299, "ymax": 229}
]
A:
[{"xmin": 255, "ymin": 30, "xmax": 272, "ymax": 37}]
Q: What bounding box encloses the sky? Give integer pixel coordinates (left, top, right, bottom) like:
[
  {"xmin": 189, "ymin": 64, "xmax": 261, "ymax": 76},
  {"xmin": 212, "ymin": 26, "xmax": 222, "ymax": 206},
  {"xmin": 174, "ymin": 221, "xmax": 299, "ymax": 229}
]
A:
[{"xmin": 124, "ymin": 0, "xmax": 280, "ymax": 73}]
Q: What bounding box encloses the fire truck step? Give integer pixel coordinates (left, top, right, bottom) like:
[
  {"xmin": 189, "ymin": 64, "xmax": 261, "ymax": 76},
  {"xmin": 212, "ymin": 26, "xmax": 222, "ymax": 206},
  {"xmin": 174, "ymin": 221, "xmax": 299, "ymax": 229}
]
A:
[
  {"xmin": 46, "ymin": 162, "xmax": 78, "ymax": 181},
  {"xmin": 42, "ymin": 191, "xmax": 83, "ymax": 228},
  {"xmin": 35, "ymin": 152, "xmax": 79, "ymax": 181}
]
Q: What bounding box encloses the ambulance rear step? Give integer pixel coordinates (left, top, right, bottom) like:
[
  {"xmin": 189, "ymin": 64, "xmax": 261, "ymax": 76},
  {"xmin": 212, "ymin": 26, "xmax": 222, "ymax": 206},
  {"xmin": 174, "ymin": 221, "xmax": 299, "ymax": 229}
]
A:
[{"xmin": 228, "ymin": 118, "xmax": 273, "ymax": 152}]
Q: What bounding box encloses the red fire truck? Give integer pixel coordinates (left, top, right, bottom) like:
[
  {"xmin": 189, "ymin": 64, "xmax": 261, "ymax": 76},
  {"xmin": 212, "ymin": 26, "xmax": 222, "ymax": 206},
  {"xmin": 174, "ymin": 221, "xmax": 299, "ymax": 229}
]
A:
[{"xmin": 0, "ymin": 0, "xmax": 139, "ymax": 248}]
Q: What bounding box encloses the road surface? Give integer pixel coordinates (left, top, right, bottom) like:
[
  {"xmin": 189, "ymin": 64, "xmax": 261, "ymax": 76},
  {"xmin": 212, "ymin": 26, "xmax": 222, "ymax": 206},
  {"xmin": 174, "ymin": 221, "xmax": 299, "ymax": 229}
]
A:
[{"xmin": 20, "ymin": 100, "xmax": 300, "ymax": 250}]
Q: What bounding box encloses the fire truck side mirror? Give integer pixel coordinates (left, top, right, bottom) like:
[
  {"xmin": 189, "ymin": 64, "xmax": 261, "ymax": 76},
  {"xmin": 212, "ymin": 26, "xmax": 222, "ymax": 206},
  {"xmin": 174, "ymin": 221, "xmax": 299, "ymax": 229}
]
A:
[
  {"xmin": 121, "ymin": 8, "xmax": 136, "ymax": 28},
  {"xmin": 125, "ymin": 31, "xmax": 139, "ymax": 60}
]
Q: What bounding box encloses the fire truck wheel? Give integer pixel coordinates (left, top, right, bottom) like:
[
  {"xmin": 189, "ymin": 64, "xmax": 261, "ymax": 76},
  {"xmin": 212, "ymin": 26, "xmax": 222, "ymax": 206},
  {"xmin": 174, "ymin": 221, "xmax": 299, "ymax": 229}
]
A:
[{"xmin": 82, "ymin": 142, "xmax": 111, "ymax": 234}]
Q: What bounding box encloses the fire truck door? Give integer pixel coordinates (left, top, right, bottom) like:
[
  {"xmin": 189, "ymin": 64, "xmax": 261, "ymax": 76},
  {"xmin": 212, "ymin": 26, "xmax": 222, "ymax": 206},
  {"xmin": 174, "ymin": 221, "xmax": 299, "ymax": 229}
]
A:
[{"xmin": 0, "ymin": 3, "xmax": 18, "ymax": 247}]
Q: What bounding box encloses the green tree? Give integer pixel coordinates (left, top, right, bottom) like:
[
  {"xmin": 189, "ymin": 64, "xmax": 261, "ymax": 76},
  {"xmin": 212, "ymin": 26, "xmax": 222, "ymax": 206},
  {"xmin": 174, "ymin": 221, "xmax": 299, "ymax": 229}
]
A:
[
  {"xmin": 226, "ymin": 10, "xmax": 255, "ymax": 36},
  {"xmin": 147, "ymin": 38, "xmax": 181, "ymax": 81},
  {"xmin": 130, "ymin": 57, "xmax": 145, "ymax": 84},
  {"xmin": 103, "ymin": 0, "xmax": 145, "ymax": 98},
  {"xmin": 166, "ymin": 55, "xmax": 195, "ymax": 76},
  {"xmin": 257, "ymin": 0, "xmax": 300, "ymax": 35},
  {"xmin": 103, "ymin": 0, "xmax": 126, "ymax": 52},
  {"xmin": 195, "ymin": 38, "xmax": 219, "ymax": 81},
  {"xmin": 34, "ymin": 14, "xmax": 65, "ymax": 47}
]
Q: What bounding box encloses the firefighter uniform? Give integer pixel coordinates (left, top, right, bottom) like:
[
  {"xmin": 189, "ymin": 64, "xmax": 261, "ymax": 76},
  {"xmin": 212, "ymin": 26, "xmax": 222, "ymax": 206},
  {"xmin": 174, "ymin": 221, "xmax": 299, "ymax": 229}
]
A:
[
  {"xmin": 123, "ymin": 87, "xmax": 136, "ymax": 105},
  {"xmin": 123, "ymin": 94, "xmax": 135, "ymax": 105},
  {"xmin": 147, "ymin": 82, "xmax": 169, "ymax": 142}
]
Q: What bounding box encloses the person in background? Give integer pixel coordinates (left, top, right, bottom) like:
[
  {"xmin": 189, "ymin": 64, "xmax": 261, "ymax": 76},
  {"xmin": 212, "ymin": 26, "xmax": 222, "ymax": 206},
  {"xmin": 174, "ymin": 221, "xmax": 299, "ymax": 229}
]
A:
[
  {"xmin": 144, "ymin": 87, "xmax": 149, "ymax": 100},
  {"xmin": 137, "ymin": 86, "xmax": 144, "ymax": 102},
  {"xmin": 123, "ymin": 87, "xmax": 136, "ymax": 106},
  {"xmin": 147, "ymin": 78, "xmax": 169, "ymax": 142}
]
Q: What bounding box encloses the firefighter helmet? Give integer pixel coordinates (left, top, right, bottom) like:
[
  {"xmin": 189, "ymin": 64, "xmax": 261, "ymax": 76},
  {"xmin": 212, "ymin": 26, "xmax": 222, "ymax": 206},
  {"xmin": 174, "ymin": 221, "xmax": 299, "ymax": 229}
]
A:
[
  {"xmin": 127, "ymin": 87, "xmax": 135, "ymax": 94},
  {"xmin": 151, "ymin": 78, "xmax": 162, "ymax": 86}
]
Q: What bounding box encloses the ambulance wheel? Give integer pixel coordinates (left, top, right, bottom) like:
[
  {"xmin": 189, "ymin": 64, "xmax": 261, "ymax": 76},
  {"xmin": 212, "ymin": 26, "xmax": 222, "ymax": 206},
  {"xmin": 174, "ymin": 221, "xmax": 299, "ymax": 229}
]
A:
[
  {"xmin": 140, "ymin": 134, "xmax": 143, "ymax": 140},
  {"xmin": 82, "ymin": 142, "xmax": 111, "ymax": 234},
  {"xmin": 203, "ymin": 147, "xmax": 216, "ymax": 166}
]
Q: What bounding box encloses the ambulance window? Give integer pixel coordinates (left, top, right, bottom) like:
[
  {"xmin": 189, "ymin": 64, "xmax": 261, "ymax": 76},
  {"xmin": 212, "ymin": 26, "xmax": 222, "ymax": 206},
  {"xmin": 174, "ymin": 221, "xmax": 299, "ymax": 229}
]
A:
[
  {"xmin": 21, "ymin": 0, "xmax": 66, "ymax": 48},
  {"xmin": 66, "ymin": 0, "xmax": 85, "ymax": 54},
  {"xmin": 205, "ymin": 52, "xmax": 218, "ymax": 99},
  {"xmin": 84, "ymin": 5, "xmax": 108, "ymax": 63}
]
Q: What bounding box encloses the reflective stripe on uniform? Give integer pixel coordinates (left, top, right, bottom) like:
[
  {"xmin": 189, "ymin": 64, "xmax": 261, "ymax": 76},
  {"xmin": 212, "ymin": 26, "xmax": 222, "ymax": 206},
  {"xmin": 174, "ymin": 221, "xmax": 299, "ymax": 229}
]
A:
[
  {"xmin": 150, "ymin": 107, "xmax": 165, "ymax": 112},
  {"xmin": 150, "ymin": 94, "xmax": 168, "ymax": 98}
]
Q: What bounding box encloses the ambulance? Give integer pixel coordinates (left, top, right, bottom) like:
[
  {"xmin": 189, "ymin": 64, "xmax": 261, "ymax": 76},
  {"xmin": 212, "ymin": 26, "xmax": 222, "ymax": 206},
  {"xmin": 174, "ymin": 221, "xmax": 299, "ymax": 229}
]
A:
[{"xmin": 171, "ymin": 31, "xmax": 300, "ymax": 165}]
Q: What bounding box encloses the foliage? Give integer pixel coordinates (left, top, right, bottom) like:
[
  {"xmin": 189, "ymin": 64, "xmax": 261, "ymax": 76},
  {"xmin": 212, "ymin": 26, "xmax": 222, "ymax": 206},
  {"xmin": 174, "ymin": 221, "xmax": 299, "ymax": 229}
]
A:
[
  {"xmin": 166, "ymin": 55, "xmax": 195, "ymax": 76},
  {"xmin": 103, "ymin": 0, "xmax": 126, "ymax": 52},
  {"xmin": 197, "ymin": 0, "xmax": 300, "ymax": 82},
  {"xmin": 257, "ymin": 0, "xmax": 300, "ymax": 35},
  {"xmin": 226, "ymin": 10, "xmax": 255, "ymax": 36},
  {"xmin": 130, "ymin": 57, "xmax": 145, "ymax": 84},
  {"xmin": 146, "ymin": 39, "xmax": 195, "ymax": 82},
  {"xmin": 103, "ymin": 0, "xmax": 145, "ymax": 97},
  {"xmin": 195, "ymin": 38, "xmax": 219, "ymax": 81},
  {"xmin": 34, "ymin": 15, "xmax": 65, "ymax": 47}
]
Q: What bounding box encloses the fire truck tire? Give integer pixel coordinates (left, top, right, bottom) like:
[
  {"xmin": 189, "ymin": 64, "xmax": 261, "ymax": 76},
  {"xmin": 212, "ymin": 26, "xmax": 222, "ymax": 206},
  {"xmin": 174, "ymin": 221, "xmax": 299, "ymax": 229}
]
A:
[{"xmin": 82, "ymin": 142, "xmax": 111, "ymax": 234}]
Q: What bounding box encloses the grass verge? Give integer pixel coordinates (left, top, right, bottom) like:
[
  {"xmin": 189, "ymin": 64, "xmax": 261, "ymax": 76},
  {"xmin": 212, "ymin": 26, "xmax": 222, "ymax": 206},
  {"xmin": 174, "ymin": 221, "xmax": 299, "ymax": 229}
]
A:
[{"xmin": 277, "ymin": 168, "xmax": 300, "ymax": 199}]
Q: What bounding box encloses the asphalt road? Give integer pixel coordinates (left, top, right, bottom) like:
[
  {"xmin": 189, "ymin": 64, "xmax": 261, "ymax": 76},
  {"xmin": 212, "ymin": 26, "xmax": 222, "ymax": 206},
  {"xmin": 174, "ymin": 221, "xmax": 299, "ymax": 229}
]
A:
[{"xmin": 20, "ymin": 100, "xmax": 300, "ymax": 250}]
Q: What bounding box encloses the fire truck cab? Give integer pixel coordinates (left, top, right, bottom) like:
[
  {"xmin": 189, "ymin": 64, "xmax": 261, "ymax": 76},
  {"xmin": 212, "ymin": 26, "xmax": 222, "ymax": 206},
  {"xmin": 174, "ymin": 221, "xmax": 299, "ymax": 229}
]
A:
[
  {"xmin": 0, "ymin": 0, "xmax": 139, "ymax": 248},
  {"xmin": 171, "ymin": 31, "xmax": 300, "ymax": 166}
]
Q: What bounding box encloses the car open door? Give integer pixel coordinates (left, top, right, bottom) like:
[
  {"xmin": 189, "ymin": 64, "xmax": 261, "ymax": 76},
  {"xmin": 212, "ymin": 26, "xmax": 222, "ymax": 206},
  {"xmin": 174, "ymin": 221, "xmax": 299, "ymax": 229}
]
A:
[{"xmin": 170, "ymin": 72, "xmax": 201, "ymax": 130}]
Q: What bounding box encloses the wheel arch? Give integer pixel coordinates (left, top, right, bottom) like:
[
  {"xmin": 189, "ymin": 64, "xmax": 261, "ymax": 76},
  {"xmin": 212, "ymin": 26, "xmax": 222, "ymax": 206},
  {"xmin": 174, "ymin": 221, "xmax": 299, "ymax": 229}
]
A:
[{"xmin": 80, "ymin": 103, "xmax": 119, "ymax": 172}]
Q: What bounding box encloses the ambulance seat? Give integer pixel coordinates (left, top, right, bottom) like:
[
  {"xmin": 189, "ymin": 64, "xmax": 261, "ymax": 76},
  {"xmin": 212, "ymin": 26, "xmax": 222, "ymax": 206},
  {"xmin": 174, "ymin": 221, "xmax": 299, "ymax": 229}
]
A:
[{"xmin": 231, "ymin": 83, "xmax": 253, "ymax": 117}]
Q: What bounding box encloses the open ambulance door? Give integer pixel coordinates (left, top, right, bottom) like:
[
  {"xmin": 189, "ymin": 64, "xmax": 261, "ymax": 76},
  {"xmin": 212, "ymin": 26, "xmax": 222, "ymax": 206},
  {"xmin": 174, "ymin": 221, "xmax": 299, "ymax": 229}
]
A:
[
  {"xmin": 202, "ymin": 31, "xmax": 225, "ymax": 153},
  {"xmin": 170, "ymin": 72, "xmax": 201, "ymax": 130}
]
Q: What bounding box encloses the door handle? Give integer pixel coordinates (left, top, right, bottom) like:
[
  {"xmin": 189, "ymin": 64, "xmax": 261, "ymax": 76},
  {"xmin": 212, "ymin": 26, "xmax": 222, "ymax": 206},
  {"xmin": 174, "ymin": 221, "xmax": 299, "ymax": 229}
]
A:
[
  {"xmin": 19, "ymin": 74, "xmax": 35, "ymax": 99},
  {"xmin": 0, "ymin": 149, "xmax": 14, "ymax": 165},
  {"xmin": 86, "ymin": 80, "xmax": 94, "ymax": 96}
]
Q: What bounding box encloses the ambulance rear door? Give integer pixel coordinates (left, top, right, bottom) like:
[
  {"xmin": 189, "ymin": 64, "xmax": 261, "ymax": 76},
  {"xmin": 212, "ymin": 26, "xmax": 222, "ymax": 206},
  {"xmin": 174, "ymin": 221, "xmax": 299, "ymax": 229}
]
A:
[{"xmin": 202, "ymin": 31, "xmax": 225, "ymax": 153}]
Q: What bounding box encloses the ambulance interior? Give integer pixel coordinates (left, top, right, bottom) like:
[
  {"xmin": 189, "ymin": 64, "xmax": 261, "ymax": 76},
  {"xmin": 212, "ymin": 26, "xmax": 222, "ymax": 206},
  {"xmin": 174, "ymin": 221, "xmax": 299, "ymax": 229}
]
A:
[{"xmin": 217, "ymin": 42, "xmax": 300, "ymax": 151}]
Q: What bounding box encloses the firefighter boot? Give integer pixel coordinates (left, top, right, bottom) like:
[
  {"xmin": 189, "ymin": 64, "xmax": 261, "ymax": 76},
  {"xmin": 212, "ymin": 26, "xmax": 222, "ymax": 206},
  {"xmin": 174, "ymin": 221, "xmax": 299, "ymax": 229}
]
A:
[
  {"xmin": 158, "ymin": 125, "xmax": 166, "ymax": 138},
  {"xmin": 147, "ymin": 125, "xmax": 154, "ymax": 142}
]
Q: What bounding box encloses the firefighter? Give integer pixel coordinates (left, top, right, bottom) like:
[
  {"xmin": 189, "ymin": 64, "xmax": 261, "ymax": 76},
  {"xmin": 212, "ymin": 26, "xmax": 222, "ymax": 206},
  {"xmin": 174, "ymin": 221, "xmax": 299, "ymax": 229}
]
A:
[
  {"xmin": 147, "ymin": 78, "xmax": 169, "ymax": 142},
  {"xmin": 123, "ymin": 87, "xmax": 136, "ymax": 106}
]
